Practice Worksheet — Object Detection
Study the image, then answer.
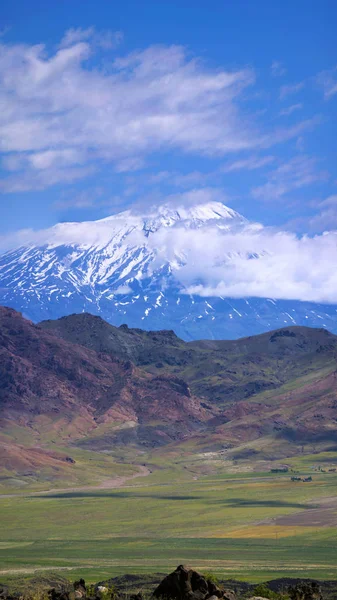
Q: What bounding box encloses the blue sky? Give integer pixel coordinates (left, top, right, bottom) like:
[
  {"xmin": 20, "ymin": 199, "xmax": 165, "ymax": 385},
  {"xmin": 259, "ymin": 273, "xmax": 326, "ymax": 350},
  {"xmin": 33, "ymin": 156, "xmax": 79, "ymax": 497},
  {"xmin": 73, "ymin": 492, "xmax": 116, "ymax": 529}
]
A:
[{"xmin": 1, "ymin": 0, "xmax": 337, "ymax": 238}]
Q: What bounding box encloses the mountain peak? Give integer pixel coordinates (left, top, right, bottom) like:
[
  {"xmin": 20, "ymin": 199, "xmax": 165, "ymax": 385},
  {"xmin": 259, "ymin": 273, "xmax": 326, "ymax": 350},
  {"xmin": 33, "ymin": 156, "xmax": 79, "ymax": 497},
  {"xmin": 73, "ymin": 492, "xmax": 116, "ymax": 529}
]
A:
[
  {"xmin": 98, "ymin": 200, "xmax": 246, "ymax": 234},
  {"xmin": 157, "ymin": 200, "xmax": 243, "ymax": 222},
  {"xmin": 2, "ymin": 199, "xmax": 337, "ymax": 341}
]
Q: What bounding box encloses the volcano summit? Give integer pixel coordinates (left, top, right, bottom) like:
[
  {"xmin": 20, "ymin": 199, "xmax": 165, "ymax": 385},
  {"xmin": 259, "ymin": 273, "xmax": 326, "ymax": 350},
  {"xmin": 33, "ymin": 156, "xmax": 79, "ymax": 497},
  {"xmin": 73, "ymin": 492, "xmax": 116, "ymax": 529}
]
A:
[{"xmin": 1, "ymin": 200, "xmax": 337, "ymax": 340}]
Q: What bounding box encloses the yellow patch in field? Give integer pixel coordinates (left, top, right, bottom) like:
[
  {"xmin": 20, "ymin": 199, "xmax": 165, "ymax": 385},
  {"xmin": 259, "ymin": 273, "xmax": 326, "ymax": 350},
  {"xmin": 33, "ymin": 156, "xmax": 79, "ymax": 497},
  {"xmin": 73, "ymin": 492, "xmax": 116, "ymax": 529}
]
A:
[{"xmin": 214, "ymin": 524, "xmax": 316, "ymax": 538}]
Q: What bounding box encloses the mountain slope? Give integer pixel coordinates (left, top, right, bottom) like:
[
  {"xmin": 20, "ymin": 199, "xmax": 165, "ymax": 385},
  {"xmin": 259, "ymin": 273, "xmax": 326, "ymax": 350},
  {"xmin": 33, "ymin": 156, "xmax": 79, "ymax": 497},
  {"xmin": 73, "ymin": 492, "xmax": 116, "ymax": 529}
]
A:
[
  {"xmin": 40, "ymin": 312, "xmax": 337, "ymax": 407},
  {"xmin": 38, "ymin": 312, "xmax": 337, "ymax": 461},
  {"xmin": 0, "ymin": 307, "xmax": 213, "ymax": 466},
  {"xmin": 2, "ymin": 307, "xmax": 337, "ymax": 484},
  {"xmin": 1, "ymin": 201, "xmax": 337, "ymax": 339}
]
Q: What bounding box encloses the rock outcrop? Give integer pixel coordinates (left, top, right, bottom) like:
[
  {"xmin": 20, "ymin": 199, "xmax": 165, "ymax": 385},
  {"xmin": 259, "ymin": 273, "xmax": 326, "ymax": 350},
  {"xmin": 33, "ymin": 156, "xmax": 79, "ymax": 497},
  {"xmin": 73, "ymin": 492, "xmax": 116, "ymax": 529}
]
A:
[
  {"xmin": 153, "ymin": 565, "xmax": 235, "ymax": 600},
  {"xmin": 288, "ymin": 582, "xmax": 323, "ymax": 600}
]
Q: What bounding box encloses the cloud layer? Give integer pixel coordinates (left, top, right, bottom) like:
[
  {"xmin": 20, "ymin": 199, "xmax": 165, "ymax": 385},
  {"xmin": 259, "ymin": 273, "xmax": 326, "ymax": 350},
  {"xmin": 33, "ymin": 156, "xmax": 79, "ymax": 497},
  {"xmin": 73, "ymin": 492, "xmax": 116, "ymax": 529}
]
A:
[
  {"xmin": 0, "ymin": 29, "xmax": 324, "ymax": 195},
  {"xmin": 2, "ymin": 190, "xmax": 337, "ymax": 304},
  {"xmin": 252, "ymin": 156, "xmax": 327, "ymax": 201},
  {"xmin": 0, "ymin": 32, "xmax": 257, "ymax": 192},
  {"xmin": 152, "ymin": 225, "xmax": 337, "ymax": 304},
  {"xmin": 0, "ymin": 29, "xmax": 336, "ymax": 305}
]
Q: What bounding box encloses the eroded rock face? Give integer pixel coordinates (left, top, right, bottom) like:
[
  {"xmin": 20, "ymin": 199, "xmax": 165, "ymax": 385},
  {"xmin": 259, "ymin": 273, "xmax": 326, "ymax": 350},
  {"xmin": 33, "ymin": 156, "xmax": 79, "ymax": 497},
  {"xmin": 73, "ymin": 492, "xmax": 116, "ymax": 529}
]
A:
[{"xmin": 152, "ymin": 565, "xmax": 235, "ymax": 600}]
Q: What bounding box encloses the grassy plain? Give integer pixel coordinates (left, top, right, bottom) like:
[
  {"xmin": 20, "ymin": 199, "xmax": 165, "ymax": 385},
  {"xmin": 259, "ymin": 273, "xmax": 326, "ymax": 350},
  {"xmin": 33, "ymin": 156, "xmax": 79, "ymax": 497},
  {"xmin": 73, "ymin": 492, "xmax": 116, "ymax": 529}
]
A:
[{"xmin": 1, "ymin": 461, "xmax": 337, "ymax": 584}]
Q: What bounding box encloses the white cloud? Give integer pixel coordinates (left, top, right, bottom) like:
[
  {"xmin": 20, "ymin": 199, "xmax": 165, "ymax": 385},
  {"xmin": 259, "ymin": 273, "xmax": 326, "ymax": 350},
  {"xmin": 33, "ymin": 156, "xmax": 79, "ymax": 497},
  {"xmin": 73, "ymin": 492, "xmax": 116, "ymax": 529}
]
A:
[
  {"xmin": 173, "ymin": 171, "xmax": 209, "ymax": 188},
  {"xmin": 279, "ymin": 81, "xmax": 304, "ymax": 99},
  {"xmin": 115, "ymin": 285, "xmax": 133, "ymax": 295},
  {"xmin": 252, "ymin": 156, "xmax": 327, "ymax": 201},
  {"xmin": 318, "ymin": 194, "xmax": 337, "ymax": 208},
  {"xmin": 260, "ymin": 117, "xmax": 319, "ymax": 148},
  {"xmin": 308, "ymin": 208, "xmax": 337, "ymax": 233},
  {"xmin": 306, "ymin": 195, "xmax": 337, "ymax": 233},
  {"xmin": 2, "ymin": 187, "xmax": 337, "ymax": 304},
  {"xmin": 53, "ymin": 187, "xmax": 105, "ymax": 210},
  {"xmin": 149, "ymin": 170, "xmax": 208, "ymax": 188},
  {"xmin": 222, "ymin": 155, "xmax": 275, "ymax": 173},
  {"xmin": 0, "ymin": 32, "xmax": 318, "ymax": 194},
  {"xmin": 148, "ymin": 221, "xmax": 337, "ymax": 304},
  {"xmin": 59, "ymin": 27, "xmax": 123, "ymax": 50},
  {"xmin": 59, "ymin": 27, "xmax": 97, "ymax": 48},
  {"xmin": 279, "ymin": 103, "xmax": 303, "ymax": 116},
  {"xmin": 317, "ymin": 66, "xmax": 337, "ymax": 99},
  {"xmin": 271, "ymin": 61, "xmax": 287, "ymax": 77},
  {"xmin": 0, "ymin": 165, "xmax": 95, "ymax": 193},
  {"xmin": 114, "ymin": 157, "xmax": 145, "ymax": 173},
  {"xmin": 0, "ymin": 35, "xmax": 257, "ymax": 192},
  {"xmin": 2, "ymin": 148, "xmax": 87, "ymax": 171}
]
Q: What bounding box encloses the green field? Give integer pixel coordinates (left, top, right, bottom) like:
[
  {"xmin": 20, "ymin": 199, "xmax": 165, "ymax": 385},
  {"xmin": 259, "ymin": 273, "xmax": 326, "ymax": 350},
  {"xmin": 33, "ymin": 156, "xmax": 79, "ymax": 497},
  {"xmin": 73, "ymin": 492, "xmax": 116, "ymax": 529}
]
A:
[{"xmin": 1, "ymin": 463, "xmax": 337, "ymax": 584}]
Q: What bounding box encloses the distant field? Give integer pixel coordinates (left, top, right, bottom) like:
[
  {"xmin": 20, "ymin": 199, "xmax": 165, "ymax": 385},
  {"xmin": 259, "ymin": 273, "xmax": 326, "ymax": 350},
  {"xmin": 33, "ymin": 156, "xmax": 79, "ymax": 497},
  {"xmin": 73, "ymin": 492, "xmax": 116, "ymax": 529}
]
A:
[{"xmin": 1, "ymin": 466, "xmax": 337, "ymax": 584}]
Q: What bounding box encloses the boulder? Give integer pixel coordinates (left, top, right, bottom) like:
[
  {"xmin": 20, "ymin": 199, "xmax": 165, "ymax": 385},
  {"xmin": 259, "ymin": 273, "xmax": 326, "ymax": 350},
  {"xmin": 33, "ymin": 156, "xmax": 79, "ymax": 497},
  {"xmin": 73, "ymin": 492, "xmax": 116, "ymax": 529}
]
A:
[
  {"xmin": 222, "ymin": 592, "xmax": 236, "ymax": 600},
  {"xmin": 207, "ymin": 584, "xmax": 221, "ymax": 599},
  {"xmin": 152, "ymin": 565, "xmax": 232, "ymax": 600},
  {"xmin": 74, "ymin": 579, "xmax": 86, "ymax": 600}
]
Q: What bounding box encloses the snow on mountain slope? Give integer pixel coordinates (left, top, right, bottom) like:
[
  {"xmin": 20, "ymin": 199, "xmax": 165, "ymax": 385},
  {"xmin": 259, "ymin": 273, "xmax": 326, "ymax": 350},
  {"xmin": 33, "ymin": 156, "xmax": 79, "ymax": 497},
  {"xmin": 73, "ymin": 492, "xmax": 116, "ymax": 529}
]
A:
[
  {"xmin": 1, "ymin": 201, "xmax": 337, "ymax": 340},
  {"xmin": 0, "ymin": 201, "xmax": 246, "ymax": 303}
]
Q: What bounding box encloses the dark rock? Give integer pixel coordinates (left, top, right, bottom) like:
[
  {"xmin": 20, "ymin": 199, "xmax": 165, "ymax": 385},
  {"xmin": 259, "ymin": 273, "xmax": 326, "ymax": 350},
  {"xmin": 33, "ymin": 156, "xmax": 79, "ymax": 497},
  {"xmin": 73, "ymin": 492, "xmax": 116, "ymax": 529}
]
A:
[
  {"xmin": 130, "ymin": 594, "xmax": 143, "ymax": 600},
  {"xmin": 188, "ymin": 591, "xmax": 205, "ymax": 600},
  {"xmin": 270, "ymin": 330, "xmax": 296, "ymax": 342},
  {"xmin": 48, "ymin": 588, "xmax": 71, "ymax": 600},
  {"xmin": 74, "ymin": 579, "xmax": 86, "ymax": 599},
  {"xmin": 0, "ymin": 587, "xmax": 9, "ymax": 600},
  {"xmin": 222, "ymin": 592, "xmax": 236, "ymax": 600},
  {"xmin": 65, "ymin": 456, "xmax": 76, "ymax": 464},
  {"xmin": 288, "ymin": 582, "xmax": 322, "ymax": 600},
  {"xmin": 153, "ymin": 565, "xmax": 229, "ymax": 600},
  {"xmin": 207, "ymin": 582, "xmax": 223, "ymax": 598}
]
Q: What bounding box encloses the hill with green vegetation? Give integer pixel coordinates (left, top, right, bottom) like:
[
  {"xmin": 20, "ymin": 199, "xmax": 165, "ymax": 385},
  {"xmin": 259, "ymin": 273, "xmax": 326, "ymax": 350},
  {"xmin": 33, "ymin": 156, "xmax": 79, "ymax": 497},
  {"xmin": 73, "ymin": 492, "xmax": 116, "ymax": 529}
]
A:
[
  {"xmin": 1, "ymin": 309, "xmax": 337, "ymax": 583},
  {"xmin": 1, "ymin": 307, "xmax": 337, "ymax": 489},
  {"xmin": 39, "ymin": 312, "xmax": 337, "ymax": 464}
]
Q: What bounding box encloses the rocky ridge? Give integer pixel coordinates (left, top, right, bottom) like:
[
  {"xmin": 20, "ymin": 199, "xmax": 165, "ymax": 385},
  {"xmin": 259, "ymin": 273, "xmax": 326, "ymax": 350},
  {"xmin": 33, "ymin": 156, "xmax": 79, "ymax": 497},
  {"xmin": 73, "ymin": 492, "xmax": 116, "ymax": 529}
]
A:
[{"xmin": 0, "ymin": 566, "xmax": 327, "ymax": 600}]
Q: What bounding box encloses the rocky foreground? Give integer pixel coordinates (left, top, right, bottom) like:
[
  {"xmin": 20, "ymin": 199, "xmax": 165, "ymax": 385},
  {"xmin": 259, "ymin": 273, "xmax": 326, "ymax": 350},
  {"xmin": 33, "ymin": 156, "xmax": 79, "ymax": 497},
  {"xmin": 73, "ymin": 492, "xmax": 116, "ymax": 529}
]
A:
[{"xmin": 0, "ymin": 565, "xmax": 332, "ymax": 600}]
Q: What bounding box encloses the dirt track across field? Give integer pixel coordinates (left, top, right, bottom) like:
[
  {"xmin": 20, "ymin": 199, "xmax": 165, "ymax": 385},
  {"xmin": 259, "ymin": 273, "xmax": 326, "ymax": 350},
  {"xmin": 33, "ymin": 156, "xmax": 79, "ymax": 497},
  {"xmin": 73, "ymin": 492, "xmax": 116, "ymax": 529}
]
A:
[
  {"xmin": 0, "ymin": 465, "xmax": 151, "ymax": 498},
  {"xmin": 45, "ymin": 464, "xmax": 151, "ymax": 494}
]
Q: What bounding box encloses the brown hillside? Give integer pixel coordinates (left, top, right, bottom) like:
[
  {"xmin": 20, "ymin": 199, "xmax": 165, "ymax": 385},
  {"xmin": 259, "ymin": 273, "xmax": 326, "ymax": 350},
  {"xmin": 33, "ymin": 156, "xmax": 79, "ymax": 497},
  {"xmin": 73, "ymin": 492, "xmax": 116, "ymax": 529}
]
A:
[{"xmin": 0, "ymin": 307, "xmax": 213, "ymax": 458}]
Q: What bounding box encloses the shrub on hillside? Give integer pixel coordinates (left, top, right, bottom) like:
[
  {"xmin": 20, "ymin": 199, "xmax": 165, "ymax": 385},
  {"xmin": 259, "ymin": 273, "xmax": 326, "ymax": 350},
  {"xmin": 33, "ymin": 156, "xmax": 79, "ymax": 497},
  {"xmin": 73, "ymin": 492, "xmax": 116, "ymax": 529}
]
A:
[
  {"xmin": 203, "ymin": 571, "xmax": 220, "ymax": 586},
  {"xmin": 253, "ymin": 583, "xmax": 289, "ymax": 600}
]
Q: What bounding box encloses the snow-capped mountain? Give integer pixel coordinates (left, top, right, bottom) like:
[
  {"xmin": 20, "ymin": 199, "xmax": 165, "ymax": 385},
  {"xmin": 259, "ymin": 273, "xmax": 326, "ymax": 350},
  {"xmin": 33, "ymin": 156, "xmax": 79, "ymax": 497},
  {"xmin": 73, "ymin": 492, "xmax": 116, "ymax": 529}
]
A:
[{"xmin": 1, "ymin": 200, "xmax": 337, "ymax": 340}]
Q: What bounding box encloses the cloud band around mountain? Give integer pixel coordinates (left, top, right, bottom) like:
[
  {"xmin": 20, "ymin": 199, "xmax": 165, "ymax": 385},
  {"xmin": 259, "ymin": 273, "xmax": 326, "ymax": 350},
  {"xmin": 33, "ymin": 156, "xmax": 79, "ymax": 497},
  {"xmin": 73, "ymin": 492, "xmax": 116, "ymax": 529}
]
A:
[{"xmin": 1, "ymin": 191, "xmax": 337, "ymax": 305}]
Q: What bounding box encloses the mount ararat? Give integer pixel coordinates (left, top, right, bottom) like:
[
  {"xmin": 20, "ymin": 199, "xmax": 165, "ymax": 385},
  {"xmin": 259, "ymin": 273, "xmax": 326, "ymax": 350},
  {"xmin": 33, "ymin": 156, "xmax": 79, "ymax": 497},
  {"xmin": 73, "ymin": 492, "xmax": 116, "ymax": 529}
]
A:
[{"xmin": 1, "ymin": 200, "xmax": 337, "ymax": 340}]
